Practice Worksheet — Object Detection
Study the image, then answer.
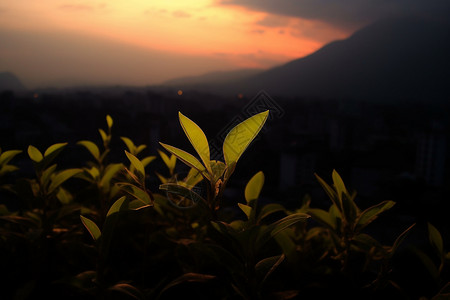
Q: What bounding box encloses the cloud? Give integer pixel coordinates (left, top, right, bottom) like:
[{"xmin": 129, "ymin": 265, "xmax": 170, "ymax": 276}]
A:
[
  {"xmin": 59, "ymin": 4, "xmax": 95, "ymax": 11},
  {"xmin": 172, "ymin": 10, "xmax": 191, "ymax": 18},
  {"xmin": 59, "ymin": 3, "xmax": 107, "ymax": 12},
  {"xmin": 256, "ymin": 15, "xmax": 290, "ymax": 28},
  {"xmin": 251, "ymin": 29, "xmax": 265, "ymax": 34},
  {"xmin": 220, "ymin": 0, "xmax": 450, "ymax": 29}
]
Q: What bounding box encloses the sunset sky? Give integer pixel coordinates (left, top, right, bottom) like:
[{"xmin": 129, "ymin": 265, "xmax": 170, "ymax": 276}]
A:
[{"xmin": 0, "ymin": 0, "xmax": 447, "ymax": 89}]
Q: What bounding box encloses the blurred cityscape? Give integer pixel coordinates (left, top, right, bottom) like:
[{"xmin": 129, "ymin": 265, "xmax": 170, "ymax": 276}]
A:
[{"xmin": 1, "ymin": 86, "xmax": 448, "ymax": 242}]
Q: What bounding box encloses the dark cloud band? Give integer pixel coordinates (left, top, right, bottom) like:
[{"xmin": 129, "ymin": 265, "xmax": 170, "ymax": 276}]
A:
[{"xmin": 220, "ymin": 0, "xmax": 450, "ymax": 28}]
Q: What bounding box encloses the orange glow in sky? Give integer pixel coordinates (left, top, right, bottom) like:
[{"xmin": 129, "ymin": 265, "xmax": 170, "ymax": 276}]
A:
[{"xmin": 0, "ymin": 0, "xmax": 351, "ymax": 88}]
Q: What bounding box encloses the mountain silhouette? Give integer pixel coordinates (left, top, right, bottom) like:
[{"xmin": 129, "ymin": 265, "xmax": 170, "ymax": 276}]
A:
[
  {"xmin": 163, "ymin": 68, "xmax": 263, "ymax": 89},
  {"xmin": 166, "ymin": 16, "xmax": 450, "ymax": 102},
  {"xmin": 0, "ymin": 72, "xmax": 26, "ymax": 92}
]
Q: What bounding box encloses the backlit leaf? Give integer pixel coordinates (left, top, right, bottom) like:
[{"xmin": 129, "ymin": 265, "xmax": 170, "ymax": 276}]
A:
[
  {"xmin": 245, "ymin": 171, "xmax": 264, "ymax": 204},
  {"xmin": 41, "ymin": 164, "xmax": 58, "ymax": 187},
  {"xmin": 0, "ymin": 150, "xmax": 22, "ymax": 166},
  {"xmin": 56, "ymin": 187, "xmax": 74, "ymax": 204},
  {"xmin": 125, "ymin": 151, "xmax": 145, "ymax": 178},
  {"xmin": 107, "ymin": 196, "xmax": 128, "ymax": 217},
  {"xmin": 99, "ymin": 163, "xmax": 123, "ymax": 187},
  {"xmin": 238, "ymin": 203, "xmax": 252, "ymax": 220},
  {"xmin": 117, "ymin": 183, "xmax": 152, "ymax": 205},
  {"xmin": 356, "ymin": 201, "xmax": 395, "ymax": 231},
  {"xmin": 109, "ymin": 283, "xmax": 144, "ymax": 300},
  {"xmin": 141, "ymin": 156, "xmax": 156, "ymax": 168},
  {"xmin": 332, "ymin": 169, "xmax": 347, "ymax": 207},
  {"xmin": 120, "ymin": 137, "xmax": 135, "ymax": 153},
  {"xmin": 77, "ymin": 140, "xmax": 100, "ymax": 160},
  {"xmin": 428, "ymin": 222, "xmax": 444, "ymax": 257},
  {"xmin": 159, "ymin": 143, "xmax": 207, "ymax": 178},
  {"xmin": 135, "ymin": 145, "xmax": 147, "ymax": 155},
  {"xmin": 179, "ymin": 112, "xmax": 212, "ymax": 174},
  {"xmin": 223, "ymin": 110, "xmax": 269, "ymax": 168},
  {"xmin": 255, "ymin": 254, "xmax": 285, "ymax": 285},
  {"xmin": 308, "ymin": 208, "xmax": 336, "ymax": 230},
  {"xmin": 106, "ymin": 114, "xmax": 113, "ymax": 129},
  {"xmin": 48, "ymin": 168, "xmax": 83, "ymax": 194},
  {"xmin": 159, "ymin": 183, "xmax": 206, "ymax": 207},
  {"xmin": 80, "ymin": 215, "xmax": 101, "ymax": 241},
  {"xmin": 210, "ymin": 160, "xmax": 226, "ymax": 183},
  {"xmin": 159, "ymin": 273, "xmax": 216, "ymax": 296},
  {"xmin": 98, "ymin": 129, "xmax": 108, "ymax": 144},
  {"xmin": 314, "ymin": 173, "xmax": 339, "ymax": 211},
  {"xmin": 44, "ymin": 142, "xmax": 68, "ymax": 157},
  {"xmin": 28, "ymin": 145, "xmax": 43, "ymax": 163},
  {"xmin": 258, "ymin": 203, "xmax": 286, "ymax": 221}
]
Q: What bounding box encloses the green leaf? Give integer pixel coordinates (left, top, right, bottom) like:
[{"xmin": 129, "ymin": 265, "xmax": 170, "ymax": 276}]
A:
[
  {"xmin": 155, "ymin": 172, "xmax": 168, "ymax": 184},
  {"xmin": 158, "ymin": 149, "xmax": 177, "ymax": 174},
  {"xmin": 341, "ymin": 192, "xmax": 359, "ymax": 224},
  {"xmin": 255, "ymin": 254, "xmax": 285, "ymax": 286},
  {"xmin": 86, "ymin": 166, "xmax": 100, "ymax": 180},
  {"xmin": 352, "ymin": 233, "xmax": 384, "ymax": 254},
  {"xmin": 107, "ymin": 196, "xmax": 128, "ymax": 217},
  {"xmin": 179, "ymin": 112, "xmax": 212, "ymax": 174},
  {"xmin": 141, "ymin": 156, "xmax": 157, "ymax": 168},
  {"xmin": 159, "ymin": 183, "xmax": 207, "ymax": 207},
  {"xmin": 314, "ymin": 173, "xmax": 339, "ymax": 210},
  {"xmin": 390, "ymin": 223, "xmax": 415, "ymax": 256},
  {"xmin": 414, "ymin": 248, "xmax": 440, "ymax": 280},
  {"xmin": 0, "ymin": 150, "xmax": 22, "ymax": 166},
  {"xmin": 223, "ymin": 110, "xmax": 269, "ymax": 168},
  {"xmin": 238, "ymin": 203, "xmax": 252, "ymax": 220},
  {"xmin": 48, "ymin": 168, "xmax": 83, "ymax": 194},
  {"xmin": 106, "ymin": 114, "xmax": 113, "ymax": 129},
  {"xmin": 0, "ymin": 165, "xmax": 19, "ymax": 176},
  {"xmin": 56, "ymin": 187, "xmax": 74, "ymax": 204},
  {"xmin": 28, "ymin": 145, "xmax": 43, "ymax": 163},
  {"xmin": 308, "ymin": 208, "xmax": 336, "ymax": 230},
  {"xmin": 270, "ymin": 213, "xmax": 310, "ymax": 238},
  {"xmin": 355, "ymin": 200, "xmax": 396, "ymax": 232},
  {"xmin": 257, "ymin": 213, "xmax": 310, "ymax": 248},
  {"xmin": 159, "ymin": 143, "xmax": 207, "ymax": 177},
  {"xmin": 99, "ymin": 128, "xmax": 108, "ymax": 143},
  {"xmin": 135, "ymin": 145, "xmax": 147, "ymax": 155},
  {"xmin": 332, "ymin": 169, "xmax": 347, "ymax": 208},
  {"xmin": 121, "ymin": 137, "xmax": 136, "ymax": 153},
  {"xmin": 117, "ymin": 183, "xmax": 152, "ymax": 205},
  {"xmin": 274, "ymin": 231, "xmax": 297, "ymax": 262},
  {"xmin": 99, "ymin": 163, "xmax": 123, "ymax": 188},
  {"xmin": 159, "ymin": 273, "xmax": 216, "ymax": 297},
  {"xmin": 44, "ymin": 142, "xmax": 68, "ymax": 157},
  {"xmin": 108, "ymin": 283, "xmax": 144, "ymax": 300},
  {"xmin": 128, "ymin": 199, "xmax": 152, "ymax": 211},
  {"xmin": 77, "ymin": 140, "xmax": 100, "ymax": 160},
  {"xmin": 125, "ymin": 151, "xmax": 145, "ymax": 178},
  {"xmin": 80, "ymin": 215, "xmax": 101, "ymax": 241},
  {"xmin": 245, "ymin": 171, "xmax": 264, "ymax": 204},
  {"xmin": 258, "ymin": 203, "xmax": 286, "ymax": 221},
  {"xmin": 210, "ymin": 160, "xmax": 226, "ymax": 182},
  {"xmin": 428, "ymin": 222, "xmax": 444, "ymax": 257},
  {"xmin": 41, "ymin": 164, "xmax": 58, "ymax": 188},
  {"xmin": 184, "ymin": 168, "xmax": 204, "ymax": 187}
]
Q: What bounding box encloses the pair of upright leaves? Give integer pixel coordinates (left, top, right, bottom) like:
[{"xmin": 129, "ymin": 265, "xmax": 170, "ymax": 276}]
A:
[{"xmin": 159, "ymin": 110, "xmax": 269, "ymax": 187}]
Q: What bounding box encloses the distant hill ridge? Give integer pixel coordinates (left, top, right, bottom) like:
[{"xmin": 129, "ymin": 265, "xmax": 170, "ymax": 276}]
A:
[
  {"xmin": 0, "ymin": 72, "xmax": 26, "ymax": 92},
  {"xmin": 164, "ymin": 68, "xmax": 263, "ymax": 88},
  {"xmin": 164, "ymin": 16, "xmax": 450, "ymax": 102}
]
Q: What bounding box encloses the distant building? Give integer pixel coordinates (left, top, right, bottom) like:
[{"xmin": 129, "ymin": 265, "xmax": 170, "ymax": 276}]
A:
[{"xmin": 415, "ymin": 121, "xmax": 447, "ymax": 186}]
